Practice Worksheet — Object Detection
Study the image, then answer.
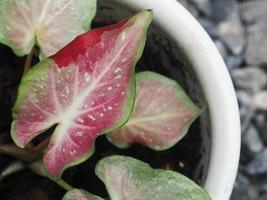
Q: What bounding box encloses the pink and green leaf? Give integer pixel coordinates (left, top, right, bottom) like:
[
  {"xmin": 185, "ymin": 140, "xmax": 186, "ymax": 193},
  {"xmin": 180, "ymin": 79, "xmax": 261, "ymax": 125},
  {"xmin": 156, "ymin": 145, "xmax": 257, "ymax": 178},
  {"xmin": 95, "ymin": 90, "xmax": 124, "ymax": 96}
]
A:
[
  {"xmin": 96, "ymin": 156, "xmax": 211, "ymax": 200},
  {"xmin": 0, "ymin": 0, "xmax": 96, "ymax": 58},
  {"xmin": 107, "ymin": 71, "xmax": 202, "ymax": 150},
  {"xmin": 63, "ymin": 189, "xmax": 104, "ymax": 200},
  {"xmin": 11, "ymin": 11, "xmax": 153, "ymax": 179}
]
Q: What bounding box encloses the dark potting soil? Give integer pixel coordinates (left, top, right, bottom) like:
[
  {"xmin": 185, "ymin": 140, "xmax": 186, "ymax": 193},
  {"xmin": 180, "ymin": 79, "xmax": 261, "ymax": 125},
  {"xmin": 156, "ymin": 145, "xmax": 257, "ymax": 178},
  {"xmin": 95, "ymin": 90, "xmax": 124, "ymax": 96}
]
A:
[{"xmin": 0, "ymin": 28, "xmax": 203, "ymax": 199}]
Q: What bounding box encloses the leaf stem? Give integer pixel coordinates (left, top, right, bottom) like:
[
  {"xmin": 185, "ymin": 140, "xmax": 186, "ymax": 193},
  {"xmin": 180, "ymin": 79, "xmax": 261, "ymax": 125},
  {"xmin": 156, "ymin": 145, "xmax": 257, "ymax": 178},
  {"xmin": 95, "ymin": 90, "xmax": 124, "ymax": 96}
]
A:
[
  {"xmin": 0, "ymin": 160, "xmax": 74, "ymax": 191},
  {"xmin": 0, "ymin": 161, "xmax": 25, "ymax": 181},
  {"xmin": 55, "ymin": 179, "xmax": 74, "ymax": 191},
  {"xmin": 23, "ymin": 48, "xmax": 34, "ymax": 75},
  {"xmin": 0, "ymin": 144, "xmax": 41, "ymax": 161},
  {"xmin": 27, "ymin": 160, "xmax": 74, "ymax": 191}
]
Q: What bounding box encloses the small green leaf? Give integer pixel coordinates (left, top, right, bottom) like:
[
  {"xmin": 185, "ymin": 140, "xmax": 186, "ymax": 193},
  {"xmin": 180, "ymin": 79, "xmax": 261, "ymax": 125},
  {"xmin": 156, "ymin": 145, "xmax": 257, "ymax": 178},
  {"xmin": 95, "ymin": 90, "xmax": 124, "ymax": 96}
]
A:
[
  {"xmin": 96, "ymin": 156, "xmax": 211, "ymax": 200},
  {"xmin": 63, "ymin": 189, "xmax": 104, "ymax": 200},
  {"xmin": 107, "ymin": 71, "xmax": 202, "ymax": 150},
  {"xmin": 0, "ymin": 0, "xmax": 96, "ymax": 58}
]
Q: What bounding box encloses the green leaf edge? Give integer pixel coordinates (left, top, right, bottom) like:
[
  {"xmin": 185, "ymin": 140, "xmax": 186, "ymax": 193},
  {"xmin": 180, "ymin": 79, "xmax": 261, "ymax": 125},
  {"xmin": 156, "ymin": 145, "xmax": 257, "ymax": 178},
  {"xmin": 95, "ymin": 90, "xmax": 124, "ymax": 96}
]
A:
[
  {"xmin": 11, "ymin": 58, "xmax": 53, "ymax": 147},
  {"xmin": 107, "ymin": 71, "xmax": 204, "ymax": 151},
  {"xmin": 95, "ymin": 155, "xmax": 211, "ymax": 200},
  {"xmin": 63, "ymin": 189, "xmax": 104, "ymax": 200}
]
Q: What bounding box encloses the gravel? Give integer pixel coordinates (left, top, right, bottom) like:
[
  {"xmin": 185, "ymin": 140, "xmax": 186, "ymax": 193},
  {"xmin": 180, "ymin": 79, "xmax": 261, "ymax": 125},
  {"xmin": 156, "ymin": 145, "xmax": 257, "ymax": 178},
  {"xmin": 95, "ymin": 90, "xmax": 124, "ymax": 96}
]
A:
[
  {"xmin": 253, "ymin": 91, "xmax": 267, "ymax": 111},
  {"xmin": 242, "ymin": 125, "xmax": 264, "ymax": 155},
  {"xmin": 245, "ymin": 22, "xmax": 267, "ymax": 65},
  {"xmin": 179, "ymin": 0, "xmax": 267, "ymax": 199},
  {"xmin": 245, "ymin": 148, "xmax": 267, "ymax": 175},
  {"xmin": 254, "ymin": 113, "xmax": 267, "ymax": 145},
  {"xmin": 232, "ymin": 66, "xmax": 267, "ymax": 93},
  {"xmin": 231, "ymin": 173, "xmax": 258, "ymax": 200},
  {"xmin": 241, "ymin": 0, "xmax": 267, "ymax": 25}
]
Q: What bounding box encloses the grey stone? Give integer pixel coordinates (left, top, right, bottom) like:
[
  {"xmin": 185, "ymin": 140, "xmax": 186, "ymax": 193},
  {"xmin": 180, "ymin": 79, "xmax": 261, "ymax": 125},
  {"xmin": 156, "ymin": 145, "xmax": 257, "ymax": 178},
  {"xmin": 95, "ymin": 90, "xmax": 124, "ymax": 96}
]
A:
[
  {"xmin": 236, "ymin": 90, "xmax": 255, "ymax": 134},
  {"xmin": 253, "ymin": 91, "xmax": 267, "ymax": 111},
  {"xmin": 230, "ymin": 173, "xmax": 258, "ymax": 200},
  {"xmin": 254, "ymin": 113, "xmax": 267, "ymax": 145},
  {"xmin": 239, "ymin": 104, "xmax": 255, "ymax": 134},
  {"xmin": 254, "ymin": 113, "xmax": 266, "ymax": 129},
  {"xmin": 249, "ymin": 176, "xmax": 267, "ymax": 199},
  {"xmin": 190, "ymin": 0, "xmax": 212, "ymax": 17},
  {"xmin": 209, "ymin": 0, "xmax": 245, "ymax": 55},
  {"xmin": 241, "ymin": 0, "xmax": 267, "ymax": 25},
  {"xmin": 179, "ymin": 0, "xmax": 199, "ymax": 17},
  {"xmin": 259, "ymin": 182, "xmax": 267, "ymax": 195},
  {"xmin": 259, "ymin": 194, "xmax": 267, "ymax": 200},
  {"xmin": 210, "ymin": 0, "xmax": 239, "ymax": 23},
  {"xmin": 226, "ymin": 54, "xmax": 243, "ymax": 70},
  {"xmin": 231, "ymin": 66, "xmax": 267, "ymax": 93},
  {"xmin": 236, "ymin": 90, "xmax": 253, "ymax": 106},
  {"xmin": 245, "ymin": 149, "xmax": 267, "ymax": 175},
  {"xmin": 217, "ymin": 12, "xmax": 245, "ymax": 55},
  {"xmin": 198, "ymin": 17, "xmax": 217, "ymax": 37},
  {"xmin": 245, "ymin": 22, "xmax": 267, "ymax": 65},
  {"xmin": 243, "ymin": 125, "xmax": 264, "ymax": 154}
]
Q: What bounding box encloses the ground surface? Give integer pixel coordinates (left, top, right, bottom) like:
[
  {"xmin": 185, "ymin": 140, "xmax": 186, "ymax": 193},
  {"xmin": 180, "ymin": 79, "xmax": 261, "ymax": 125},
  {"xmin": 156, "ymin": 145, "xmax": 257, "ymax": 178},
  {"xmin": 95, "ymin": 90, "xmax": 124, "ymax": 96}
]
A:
[{"xmin": 178, "ymin": 0, "xmax": 267, "ymax": 199}]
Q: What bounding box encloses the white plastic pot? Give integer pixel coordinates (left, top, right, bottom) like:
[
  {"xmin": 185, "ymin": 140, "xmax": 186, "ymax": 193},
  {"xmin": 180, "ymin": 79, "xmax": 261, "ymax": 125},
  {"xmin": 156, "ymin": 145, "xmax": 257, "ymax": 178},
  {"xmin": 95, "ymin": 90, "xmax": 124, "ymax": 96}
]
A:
[{"xmin": 98, "ymin": 0, "xmax": 241, "ymax": 199}]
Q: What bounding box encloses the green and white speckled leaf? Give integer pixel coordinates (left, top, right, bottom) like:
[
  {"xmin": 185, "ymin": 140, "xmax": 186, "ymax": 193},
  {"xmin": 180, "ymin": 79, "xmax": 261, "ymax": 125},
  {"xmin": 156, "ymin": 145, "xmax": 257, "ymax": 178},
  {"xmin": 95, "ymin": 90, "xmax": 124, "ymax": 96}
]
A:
[
  {"xmin": 63, "ymin": 189, "xmax": 104, "ymax": 200},
  {"xmin": 0, "ymin": 0, "xmax": 96, "ymax": 58},
  {"xmin": 96, "ymin": 156, "xmax": 211, "ymax": 200}
]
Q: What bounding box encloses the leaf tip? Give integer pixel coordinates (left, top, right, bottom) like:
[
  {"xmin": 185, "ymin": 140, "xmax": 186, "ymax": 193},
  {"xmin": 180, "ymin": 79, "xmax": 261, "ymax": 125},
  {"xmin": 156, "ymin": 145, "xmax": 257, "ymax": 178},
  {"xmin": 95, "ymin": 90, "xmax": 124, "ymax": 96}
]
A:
[
  {"xmin": 43, "ymin": 141, "xmax": 97, "ymax": 180},
  {"xmin": 10, "ymin": 121, "xmax": 26, "ymax": 148}
]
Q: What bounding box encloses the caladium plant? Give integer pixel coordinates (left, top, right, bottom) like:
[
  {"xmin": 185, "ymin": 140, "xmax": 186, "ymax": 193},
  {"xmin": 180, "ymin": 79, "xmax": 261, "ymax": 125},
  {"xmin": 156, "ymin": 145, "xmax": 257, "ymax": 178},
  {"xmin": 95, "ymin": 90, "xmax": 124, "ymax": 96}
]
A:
[
  {"xmin": 0, "ymin": 0, "xmax": 209, "ymax": 198},
  {"xmin": 11, "ymin": 10, "xmax": 153, "ymax": 179},
  {"xmin": 63, "ymin": 156, "xmax": 211, "ymax": 200},
  {"xmin": 0, "ymin": 0, "xmax": 96, "ymax": 58},
  {"xmin": 107, "ymin": 71, "xmax": 201, "ymax": 150}
]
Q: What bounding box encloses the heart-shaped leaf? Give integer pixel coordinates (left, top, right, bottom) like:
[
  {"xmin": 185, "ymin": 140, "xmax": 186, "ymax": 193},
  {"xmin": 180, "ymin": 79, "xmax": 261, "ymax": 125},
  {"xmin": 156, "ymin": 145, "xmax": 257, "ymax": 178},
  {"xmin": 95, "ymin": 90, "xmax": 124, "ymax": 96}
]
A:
[
  {"xmin": 11, "ymin": 11, "xmax": 153, "ymax": 179},
  {"xmin": 107, "ymin": 71, "xmax": 202, "ymax": 150},
  {"xmin": 96, "ymin": 156, "xmax": 211, "ymax": 200},
  {"xmin": 63, "ymin": 189, "xmax": 104, "ymax": 200},
  {"xmin": 0, "ymin": 0, "xmax": 96, "ymax": 58}
]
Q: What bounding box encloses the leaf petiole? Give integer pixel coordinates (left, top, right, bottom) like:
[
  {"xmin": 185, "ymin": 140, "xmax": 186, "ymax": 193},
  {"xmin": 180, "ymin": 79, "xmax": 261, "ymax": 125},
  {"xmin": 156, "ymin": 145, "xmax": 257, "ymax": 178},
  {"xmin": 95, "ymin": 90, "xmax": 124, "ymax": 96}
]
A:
[
  {"xmin": 0, "ymin": 144, "xmax": 41, "ymax": 161},
  {"xmin": 28, "ymin": 159, "xmax": 74, "ymax": 191},
  {"xmin": 56, "ymin": 179, "xmax": 74, "ymax": 191},
  {"xmin": 23, "ymin": 48, "xmax": 34, "ymax": 75}
]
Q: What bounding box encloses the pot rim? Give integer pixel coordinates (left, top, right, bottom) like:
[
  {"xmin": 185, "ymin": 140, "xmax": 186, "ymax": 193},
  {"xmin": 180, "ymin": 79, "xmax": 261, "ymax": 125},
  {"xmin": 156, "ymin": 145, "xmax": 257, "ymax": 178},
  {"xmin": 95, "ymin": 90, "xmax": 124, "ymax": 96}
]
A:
[{"xmin": 111, "ymin": 0, "xmax": 241, "ymax": 199}]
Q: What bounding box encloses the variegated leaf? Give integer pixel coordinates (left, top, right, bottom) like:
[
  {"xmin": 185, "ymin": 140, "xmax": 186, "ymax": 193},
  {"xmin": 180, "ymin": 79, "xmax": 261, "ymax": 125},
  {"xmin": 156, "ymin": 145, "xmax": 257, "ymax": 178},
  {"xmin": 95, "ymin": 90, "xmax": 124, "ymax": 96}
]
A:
[
  {"xmin": 11, "ymin": 11, "xmax": 153, "ymax": 179},
  {"xmin": 107, "ymin": 72, "xmax": 201, "ymax": 150},
  {"xmin": 0, "ymin": 0, "xmax": 96, "ymax": 58},
  {"xmin": 96, "ymin": 156, "xmax": 211, "ymax": 200}
]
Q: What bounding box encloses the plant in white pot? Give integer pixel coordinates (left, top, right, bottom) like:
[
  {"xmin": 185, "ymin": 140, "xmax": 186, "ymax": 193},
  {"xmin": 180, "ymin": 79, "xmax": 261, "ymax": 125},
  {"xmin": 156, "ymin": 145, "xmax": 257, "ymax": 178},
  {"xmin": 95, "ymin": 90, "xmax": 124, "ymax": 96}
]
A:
[
  {"xmin": 0, "ymin": 0, "xmax": 240, "ymax": 200},
  {"xmin": 95, "ymin": 1, "xmax": 240, "ymax": 199}
]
